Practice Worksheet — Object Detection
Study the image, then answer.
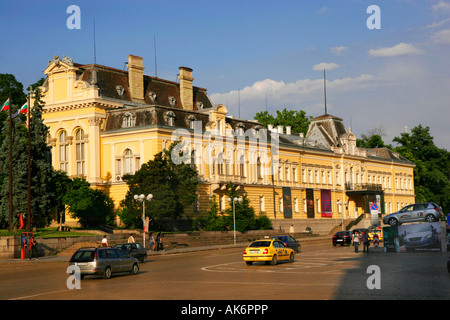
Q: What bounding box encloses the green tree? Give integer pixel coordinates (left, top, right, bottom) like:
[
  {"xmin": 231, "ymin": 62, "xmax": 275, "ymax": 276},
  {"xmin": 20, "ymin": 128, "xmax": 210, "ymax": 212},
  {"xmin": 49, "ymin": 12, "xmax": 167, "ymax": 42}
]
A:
[
  {"xmin": 63, "ymin": 178, "xmax": 115, "ymax": 228},
  {"xmin": 393, "ymin": 125, "xmax": 450, "ymax": 212},
  {"xmin": 357, "ymin": 134, "xmax": 389, "ymax": 149},
  {"xmin": 254, "ymin": 108, "xmax": 312, "ymax": 135},
  {"xmin": 120, "ymin": 141, "xmax": 199, "ymax": 229}
]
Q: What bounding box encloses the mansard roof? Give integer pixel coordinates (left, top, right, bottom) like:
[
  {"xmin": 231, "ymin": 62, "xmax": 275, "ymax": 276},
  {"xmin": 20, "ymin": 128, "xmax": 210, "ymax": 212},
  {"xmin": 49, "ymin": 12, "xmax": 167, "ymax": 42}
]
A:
[{"xmin": 68, "ymin": 63, "xmax": 214, "ymax": 110}]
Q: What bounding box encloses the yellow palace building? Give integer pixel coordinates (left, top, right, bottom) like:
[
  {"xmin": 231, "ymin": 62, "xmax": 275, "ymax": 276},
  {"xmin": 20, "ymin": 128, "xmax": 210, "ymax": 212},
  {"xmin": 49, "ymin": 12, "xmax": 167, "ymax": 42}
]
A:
[{"xmin": 40, "ymin": 54, "xmax": 415, "ymax": 230}]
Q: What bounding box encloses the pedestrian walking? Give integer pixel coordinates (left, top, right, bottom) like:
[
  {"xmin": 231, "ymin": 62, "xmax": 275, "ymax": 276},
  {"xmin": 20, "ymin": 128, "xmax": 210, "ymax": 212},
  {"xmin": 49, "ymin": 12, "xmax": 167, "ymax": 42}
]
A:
[
  {"xmin": 156, "ymin": 232, "xmax": 164, "ymax": 251},
  {"xmin": 362, "ymin": 231, "xmax": 370, "ymax": 253},
  {"xmin": 352, "ymin": 231, "xmax": 360, "ymax": 253},
  {"xmin": 101, "ymin": 235, "xmax": 108, "ymax": 247},
  {"xmin": 149, "ymin": 232, "xmax": 155, "ymax": 251},
  {"xmin": 128, "ymin": 233, "xmax": 135, "ymax": 243},
  {"xmin": 28, "ymin": 235, "xmax": 38, "ymax": 260}
]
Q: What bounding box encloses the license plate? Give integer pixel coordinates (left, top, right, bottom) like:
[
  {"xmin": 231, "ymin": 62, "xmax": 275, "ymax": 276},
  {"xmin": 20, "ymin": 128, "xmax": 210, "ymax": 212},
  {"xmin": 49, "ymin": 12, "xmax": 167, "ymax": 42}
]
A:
[
  {"xmin": 76, "ymin": 262, "xmax": 87, "ymax": 266},
  {"xmin": 250, "ymin": 250, "xmax": 259, "ymax": 254},
  {"xmin": 336, "ymin": 239, "xmax": 343, "ymax": 242}
]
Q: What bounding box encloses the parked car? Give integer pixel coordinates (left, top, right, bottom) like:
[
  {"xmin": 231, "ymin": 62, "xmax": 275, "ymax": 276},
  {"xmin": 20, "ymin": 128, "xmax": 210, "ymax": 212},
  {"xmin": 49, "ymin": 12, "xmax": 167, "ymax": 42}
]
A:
[
  {"xmin": 272, "ymin": 235, "xmax": 301, "ymax": 252},
  {"xmin": 69, "ymin": 247, "xmax": 139, "ymax": 279},
  {"xmin": 383, "ymin": 202, "xmax": 443, "ymax": 226},
  {"xmin": 332, "ymin": 231, "xmax": 352, "ymax": 246},
  {"xmin": 114, "ymin": 243, "xmax": 147, "ymax": 262},
  {"xmin": 243, "ymin": 239, "xmax": 294, "ymax": 266}
]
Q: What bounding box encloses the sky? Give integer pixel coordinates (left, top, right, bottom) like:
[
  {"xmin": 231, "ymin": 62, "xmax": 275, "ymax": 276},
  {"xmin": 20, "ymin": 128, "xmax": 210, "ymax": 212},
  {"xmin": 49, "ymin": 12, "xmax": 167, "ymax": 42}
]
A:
[{"xmin": 1, "ymin": 0, "xmax": 449, "ymax": 149}]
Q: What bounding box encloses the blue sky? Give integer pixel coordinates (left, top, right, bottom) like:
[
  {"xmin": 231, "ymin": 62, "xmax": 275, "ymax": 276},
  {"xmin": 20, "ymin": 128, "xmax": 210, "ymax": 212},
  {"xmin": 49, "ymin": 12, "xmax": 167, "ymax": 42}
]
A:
[{"xmin": 1, "ymin": 0, "xmax": 449, "ymax": 149}]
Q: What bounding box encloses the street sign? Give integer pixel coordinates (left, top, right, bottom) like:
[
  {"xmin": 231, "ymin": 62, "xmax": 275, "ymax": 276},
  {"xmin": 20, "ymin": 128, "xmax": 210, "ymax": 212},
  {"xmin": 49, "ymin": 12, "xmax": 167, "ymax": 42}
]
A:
[{"xmin": 370, "ymin": 202, "xmax": 378, "ymax": 211}]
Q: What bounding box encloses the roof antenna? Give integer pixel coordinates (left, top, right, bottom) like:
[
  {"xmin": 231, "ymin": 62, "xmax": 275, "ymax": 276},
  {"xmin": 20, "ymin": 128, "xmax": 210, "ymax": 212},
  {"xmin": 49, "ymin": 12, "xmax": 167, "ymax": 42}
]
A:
[
  {"xmin": 323, "ymin": 69, "xmax": 327, "ymax": 115},
  {"xmin": 93, "ymin": 18, "xmax": 97, "ymax": 64},
  {"xmin": 154, "ymin": 34, "xmax": 158, "ymax": 78}
]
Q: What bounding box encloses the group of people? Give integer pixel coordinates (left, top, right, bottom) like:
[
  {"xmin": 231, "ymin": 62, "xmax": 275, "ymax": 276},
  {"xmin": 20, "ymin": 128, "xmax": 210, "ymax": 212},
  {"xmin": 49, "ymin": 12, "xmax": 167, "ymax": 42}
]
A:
[
  {"xmin": 102, "ymin": 232, "xmax": 164, "ymax": 251},
  {"xmin": 351, "ymin": 230, "xmax": 370, "ymax": 253},
  {"xmin": 148, "ymin": 232, "xmax": 164, "ymax": 251},
  {"xmin": 22, "ymin": 234, "xmax": 38, "ymax": 260}
]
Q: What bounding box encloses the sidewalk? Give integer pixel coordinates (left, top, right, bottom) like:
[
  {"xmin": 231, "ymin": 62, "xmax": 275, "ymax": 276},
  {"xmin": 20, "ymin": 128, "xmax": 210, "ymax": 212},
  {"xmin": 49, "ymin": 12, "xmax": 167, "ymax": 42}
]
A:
[{"xmin": 0, "ymin": 236, "xmax": 330, "ymax": 264}]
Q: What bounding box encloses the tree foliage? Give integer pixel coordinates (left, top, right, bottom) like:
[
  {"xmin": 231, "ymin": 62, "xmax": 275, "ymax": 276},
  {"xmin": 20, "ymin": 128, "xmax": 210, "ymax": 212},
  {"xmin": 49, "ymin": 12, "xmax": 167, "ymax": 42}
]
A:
[
  {"xmin": 204, "ymin": 182, "xmax": 272, "ymax": 232},
  {"xmin": 120, "ymin": 141, "xmax": 199, "ymax": 229},
  {"xmin": 254, "ymin": 108, "xmax": 312, "ymax": 135},
  {"xmin": 63, "ymin": 178, "xmax": 115, "ymax": 228},
  {"xmin": 393, "ymin": 125, "xmax": 450, "ymax": 211}
]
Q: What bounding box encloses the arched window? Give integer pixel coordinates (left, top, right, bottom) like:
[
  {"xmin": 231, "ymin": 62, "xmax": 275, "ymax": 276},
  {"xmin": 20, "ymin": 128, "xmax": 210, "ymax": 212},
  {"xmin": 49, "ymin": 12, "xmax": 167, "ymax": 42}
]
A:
[
  {"xmin": 58, "ymin": 130, "xmax": 68, "ymax": 172},
  {"xmin": 75, "ymin": 128, "xmax": 85, "ymax": 176},
  {"xmin": 124, "ymin": 149, "xmax": 133, "ymax": 174},
  {"xmin": 218, "ymin": 153, "xmax": 224, "ymax": 175}
]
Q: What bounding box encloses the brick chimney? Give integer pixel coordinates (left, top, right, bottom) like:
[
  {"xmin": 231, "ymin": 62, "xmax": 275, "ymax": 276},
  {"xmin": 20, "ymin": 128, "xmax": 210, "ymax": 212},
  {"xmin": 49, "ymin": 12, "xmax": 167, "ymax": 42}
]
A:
[
  {"xmin": 178, "ymin": 66, "xmax": 194, "ymax": 110},
  {"xmin": 127, "ymin": 55, "xmax": 145, "ymax": 102}
]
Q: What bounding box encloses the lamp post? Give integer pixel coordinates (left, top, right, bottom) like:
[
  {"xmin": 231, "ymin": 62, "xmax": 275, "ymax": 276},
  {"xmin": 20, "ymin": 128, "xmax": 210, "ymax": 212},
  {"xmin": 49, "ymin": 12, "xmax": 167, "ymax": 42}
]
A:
[
  {"xmin": 134, "ymin": 193, "xmax": 153, "ymax": 249},
  {"xmin": 337, "ymin": 200, "xmax": 347, "ymax": 231},
  {"xmin": 227, "ymin": 197, "xmax": 242, "ymax": 245}
]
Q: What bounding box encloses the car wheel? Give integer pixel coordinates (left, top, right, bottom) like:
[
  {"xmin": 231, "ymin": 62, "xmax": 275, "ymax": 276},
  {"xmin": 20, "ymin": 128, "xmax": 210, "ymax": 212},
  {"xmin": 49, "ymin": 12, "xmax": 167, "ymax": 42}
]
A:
[
  {"xmin": 130, "ymin": 263, "xmax": 139, "ymax": 275},
  {"xmin": 425, "ymin": 214, "xmax": 436, "ymax": 222},
  {"xmin": 388, "ymin": 218, "xmax": 398, "ymax": 226},
  {"xmin": 103, "ymin": 267, "xmax": 112, "ymax": 279},
  {"xmin": 270, "ymin": 255, "xmax": 277, "ymax": 265},
  {"xmin": 245, "ymin": 261, "xmax": 253, "ymax": 266},
  {"xmin": 289, "ymin": 252, "xmax": 294, "ymax": 263},
  {"xmin": 140, "ymin": 255, "xmax": 147, "ymax": 263}
]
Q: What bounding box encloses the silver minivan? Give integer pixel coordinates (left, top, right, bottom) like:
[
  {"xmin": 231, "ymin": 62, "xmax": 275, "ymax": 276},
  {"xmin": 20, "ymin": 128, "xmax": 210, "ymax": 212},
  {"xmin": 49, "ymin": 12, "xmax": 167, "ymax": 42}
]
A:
[
  {"xmin": 383, "ymin": 202, "xmax": 443, "ymax": 226},
  {"xmin": 69, "ymin": 247, "xmax": 139, "ymax": 279}
]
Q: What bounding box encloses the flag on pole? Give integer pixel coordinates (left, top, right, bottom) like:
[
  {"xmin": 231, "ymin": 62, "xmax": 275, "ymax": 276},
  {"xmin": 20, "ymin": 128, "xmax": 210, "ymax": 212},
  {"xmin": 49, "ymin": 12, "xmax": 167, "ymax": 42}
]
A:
[
  {"xmin": 11, "ymin": 102, "xmax": 28, "ymax": 119},
  {"xmin": 1, "ymin": 98, "xmax": 10, "ymax": 111}
]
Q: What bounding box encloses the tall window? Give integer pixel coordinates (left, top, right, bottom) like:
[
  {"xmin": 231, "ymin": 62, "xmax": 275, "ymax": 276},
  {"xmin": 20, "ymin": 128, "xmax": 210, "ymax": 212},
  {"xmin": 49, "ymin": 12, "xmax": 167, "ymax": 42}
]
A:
[
  {"xmin": 124, "ymin": 149, "xmax": 133, "ymax": 174},
  {"xmin": 59, "ymin": 130, "xmax": 68, "ymax": 172},
  {"xmin": 75, "ymin": 128, "xmax": 85, "ymax": 176}
]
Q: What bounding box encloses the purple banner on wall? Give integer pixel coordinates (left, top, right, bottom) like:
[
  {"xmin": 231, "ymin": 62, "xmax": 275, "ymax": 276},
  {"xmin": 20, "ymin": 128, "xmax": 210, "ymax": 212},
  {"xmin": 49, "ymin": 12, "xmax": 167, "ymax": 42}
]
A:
[{"xmin": 321, "ymin": 189, "xmax": 332, "ymax": 218}]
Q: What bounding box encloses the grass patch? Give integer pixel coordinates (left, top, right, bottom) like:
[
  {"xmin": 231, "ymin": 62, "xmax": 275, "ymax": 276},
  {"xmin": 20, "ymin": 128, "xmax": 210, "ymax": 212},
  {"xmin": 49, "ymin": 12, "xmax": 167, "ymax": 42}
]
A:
[{"xmin": 0, "ymin": 228, "xmax": 98, "ymax": 238}]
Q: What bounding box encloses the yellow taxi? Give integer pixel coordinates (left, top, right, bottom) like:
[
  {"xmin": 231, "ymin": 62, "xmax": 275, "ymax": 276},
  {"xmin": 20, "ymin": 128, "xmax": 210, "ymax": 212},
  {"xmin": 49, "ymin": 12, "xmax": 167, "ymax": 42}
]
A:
[
  {"xmin": 243, "ymin": 239, "xmax": 295, "ymax": 266},
  {"xmin": 368, "ymin": 228, "xmax": 383, "ymax": 241}
]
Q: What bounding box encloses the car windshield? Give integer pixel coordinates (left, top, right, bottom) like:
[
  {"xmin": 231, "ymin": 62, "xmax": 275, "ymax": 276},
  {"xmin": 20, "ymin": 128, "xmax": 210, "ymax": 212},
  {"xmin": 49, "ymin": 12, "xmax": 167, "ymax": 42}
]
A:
[
  {"xmin": 70, "ymin": 250, "xmax": 95, "ymax": 262},
  {"xmin": 404, "ymin": 224, "xmax": 434, "ymax": 233},
  {"xmin": 249, "ymin": 241, "xmax": 271, "ymax": 248}
]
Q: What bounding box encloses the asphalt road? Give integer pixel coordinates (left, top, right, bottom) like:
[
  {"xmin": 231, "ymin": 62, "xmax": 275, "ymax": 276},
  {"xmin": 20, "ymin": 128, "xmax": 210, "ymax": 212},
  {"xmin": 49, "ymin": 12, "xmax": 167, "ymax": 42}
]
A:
[{"xmin": 1, "ymin": 240, "xmax": 449, "ymax": 301}]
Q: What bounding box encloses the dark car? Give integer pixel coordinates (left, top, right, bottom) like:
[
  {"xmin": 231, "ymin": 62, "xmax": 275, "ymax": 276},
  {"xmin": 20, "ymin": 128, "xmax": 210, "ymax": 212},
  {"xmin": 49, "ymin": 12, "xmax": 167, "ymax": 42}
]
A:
[
  {"xmin": 114, "ymin": 243, "xmax": 147, "ymax": 262},
  {"xmin": 69, "ymin": 247, "xmax": 139, "ymax": 279},
  {"xmin": 332, "ymin": 231, "xmax": 352, "ymax": 246},
  {"xmin": 272, "ymin": 235, "xmax": 301, "ymax": 252}
]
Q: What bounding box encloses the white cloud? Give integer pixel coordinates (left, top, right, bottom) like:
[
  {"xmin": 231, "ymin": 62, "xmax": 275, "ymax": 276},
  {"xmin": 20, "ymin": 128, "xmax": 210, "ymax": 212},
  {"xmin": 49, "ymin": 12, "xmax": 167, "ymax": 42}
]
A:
[
  {"xmin": 369, "ymin": 43, "xmax": 424, "ymax": 57},
  {"xmin": 312, "ymin": 62, "xmax": 340, "ymax": 71},
  {"xmin": 431, "ymin": 28, "xmax": 450, "ymax": 44},
  {"xmin": 432, "ymin": 1, "xmax": 450, "ymax": 12},
  {"xmin": 331, "ymin": 46, "xmax": 347, "ymax": 55},
  {"xmin": 209, "ymin": 74, "xmax": 384, "ymax": 118}
]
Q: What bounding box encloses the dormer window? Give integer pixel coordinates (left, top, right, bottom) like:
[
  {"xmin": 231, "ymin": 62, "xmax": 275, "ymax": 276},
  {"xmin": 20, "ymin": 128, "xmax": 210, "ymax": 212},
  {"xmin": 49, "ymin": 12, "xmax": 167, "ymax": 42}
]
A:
[
  {"xmin": 116, "ymin": 85, "xmax": 125, "ymax": 96},
  {"xmin": 166, "ymin": 111, "xmax": 176, "ymax": 126},
  {"xmin": 168, "ymin": 96, "xmax": 176, "ymax": 107},
  {"xmin": 122, "ymin": 112, "xmax": 136, "ymax": 128},
  {"xmin": 149, "ymin": 92, "xmax": 157, "ymax": 103}
]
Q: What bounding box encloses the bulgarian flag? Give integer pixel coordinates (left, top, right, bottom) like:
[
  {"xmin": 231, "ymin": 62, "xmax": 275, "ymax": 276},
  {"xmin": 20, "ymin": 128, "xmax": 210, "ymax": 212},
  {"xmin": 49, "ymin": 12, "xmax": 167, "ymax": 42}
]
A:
[
  {"xmin": 11, "ymin": 102, "xmax": 28, "ymax": 119},
  {"xmin": 1, "ymin": 98, "xmax": 10, "ymax": 111}
]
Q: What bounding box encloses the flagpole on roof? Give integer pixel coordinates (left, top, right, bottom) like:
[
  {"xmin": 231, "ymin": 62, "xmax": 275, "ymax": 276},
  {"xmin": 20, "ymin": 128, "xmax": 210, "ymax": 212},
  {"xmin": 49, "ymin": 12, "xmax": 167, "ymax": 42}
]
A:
[{"xmin": 8, "ymin": 93, "xmax": 13, "ymax": 232}]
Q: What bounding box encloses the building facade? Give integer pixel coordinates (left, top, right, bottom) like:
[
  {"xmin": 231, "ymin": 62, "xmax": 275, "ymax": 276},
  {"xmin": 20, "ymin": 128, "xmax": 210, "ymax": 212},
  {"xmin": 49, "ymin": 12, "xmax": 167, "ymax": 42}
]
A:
[{"xmin": 40, "ymin": 54, "xmax": 415, "ymax": 227}]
